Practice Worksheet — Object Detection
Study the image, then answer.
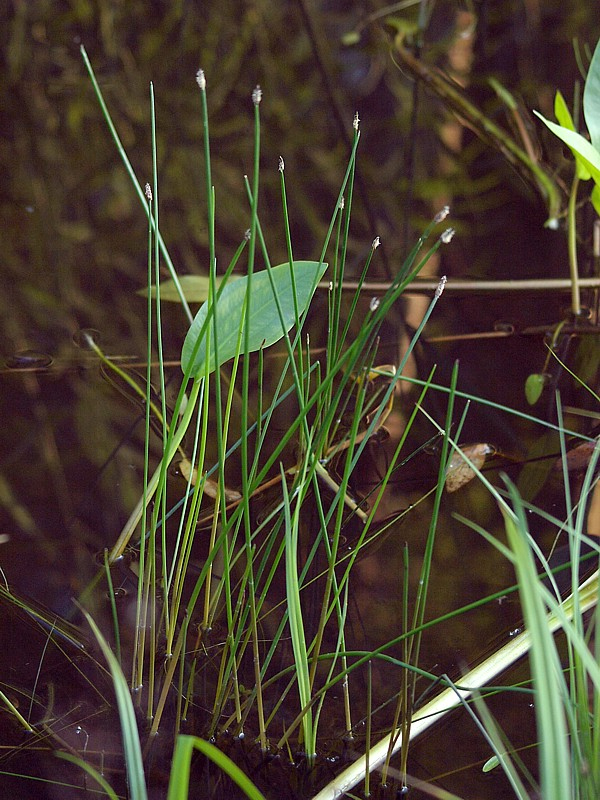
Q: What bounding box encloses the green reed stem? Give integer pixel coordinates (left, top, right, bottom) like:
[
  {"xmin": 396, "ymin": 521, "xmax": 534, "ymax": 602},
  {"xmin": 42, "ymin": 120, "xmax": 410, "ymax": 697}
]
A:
[{"xmin": 80, "ymin": 46, "xmax": 192, "ymax": 323}]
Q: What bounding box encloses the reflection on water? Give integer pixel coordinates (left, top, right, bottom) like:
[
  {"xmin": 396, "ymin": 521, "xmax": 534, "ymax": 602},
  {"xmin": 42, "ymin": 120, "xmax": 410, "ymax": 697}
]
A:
[{"xmin": 4, "ymin": 350, "xmax": 54, "ymax": 369}]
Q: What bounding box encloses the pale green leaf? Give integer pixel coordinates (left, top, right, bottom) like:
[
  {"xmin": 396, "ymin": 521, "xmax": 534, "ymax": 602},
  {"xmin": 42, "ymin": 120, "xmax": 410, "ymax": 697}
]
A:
[
  {"xmin": 482, "ymin": 755, "xmax": 500, "ymax": 773},
  {"xmin": 181, "ymin": 260, "xmax": 327, "ymax": 378},
  {"xmin": 534, "ymin": 111, "xmax": 600, "ymax": 189},
  {"xmin": 139, "ymin": 274, "xmax": 238, "ymax": 303},
  {"xmin": 584, "ymin": 38, "xmax": 600, "ymax": 151},
  {"xmin": 554, "ymin": 90, "xmax": 591, "ymax": 180},
  {"xmin": 554, "ymin": 90, "xmax": 576, "ymax": 131},
  {"xmin": 525, "ymin": 373, "xmax": 547, "ymax": 405}
]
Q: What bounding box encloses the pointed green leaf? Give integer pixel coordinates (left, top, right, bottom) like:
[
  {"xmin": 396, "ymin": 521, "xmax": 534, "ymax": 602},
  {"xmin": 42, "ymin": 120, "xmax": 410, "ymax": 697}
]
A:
[
  {"xmin": 584, "ymin": 38, "xmax": 600, "ymax": 151},
  {"xmin": 554, "ymin": 90, "xmax": 576, "ymax": 130},
  {"xmin": 554, "ymin": 90, "xmax": 591, "ymax": 180},
  {"xmin": 181, "ymin": 260, "xmax": 327, "ymax": 377},
  {"xmin": 534, "ymin": 111, "xmax": 600, "ymax": 188}
]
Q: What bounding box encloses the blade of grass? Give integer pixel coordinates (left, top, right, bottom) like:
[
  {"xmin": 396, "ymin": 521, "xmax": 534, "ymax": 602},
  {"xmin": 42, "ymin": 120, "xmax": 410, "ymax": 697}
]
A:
[
  {"xmin": 78, "ymin": 606, "xmax": 148, "ymax": 800},
  {"xmin": 79, "ymin": 46, "xmax": 192, "ymax": 323},
  {"xmin": 500, "ymin": 480, "xmax": 571, "ymax": 800},
  {"xmin": 54, "ymin": 751, "xmax": 120, "ymax": 800},
  {"xmin": 167, "ymin": 735, "xmax": 266, "ymax": 800}
]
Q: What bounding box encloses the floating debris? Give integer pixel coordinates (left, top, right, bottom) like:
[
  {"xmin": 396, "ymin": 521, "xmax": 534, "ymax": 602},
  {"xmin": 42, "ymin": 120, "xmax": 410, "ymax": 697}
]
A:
[{"xmin": 445, "ymin": 443, "xmax": 495, "ymax": 493}]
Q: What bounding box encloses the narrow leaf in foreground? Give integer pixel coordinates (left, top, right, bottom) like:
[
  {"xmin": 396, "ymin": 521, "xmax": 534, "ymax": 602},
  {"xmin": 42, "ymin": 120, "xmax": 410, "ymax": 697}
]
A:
[
  {"xmin": 167, "ymin": 735, "xmax": 266, "ymax": 800},
  {"xmin": 80, "ymin": 607, "xmax": 148, "ymax": 800}
]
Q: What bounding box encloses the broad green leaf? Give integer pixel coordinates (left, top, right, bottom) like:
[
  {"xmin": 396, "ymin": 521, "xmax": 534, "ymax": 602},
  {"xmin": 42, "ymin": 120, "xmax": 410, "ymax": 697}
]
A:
[
  {"xmin": 554, "ymin": 90, "xmax": 591, "ymax": 180},
  {"xmin": 139, "ymin": 274, "xmax": 238, "ymax": 303},
  {"xmin": 534, "ymin": 111, "xmax": 600, "ymax": 190},
  {"xmin": 525, "ymin": 373, "xmax": 547, "ymax": 405},
  {"xmin": 181, "ymin": 260, "xmax": 327, "ymax": 377},
  {"xmin": 584, "ymin": 38, "xmax": 600, "ymax": 151}
]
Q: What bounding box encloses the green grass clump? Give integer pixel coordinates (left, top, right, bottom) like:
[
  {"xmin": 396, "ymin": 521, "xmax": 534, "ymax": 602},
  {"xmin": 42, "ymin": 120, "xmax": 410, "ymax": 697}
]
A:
[{"xmin": 3, "ymin": 40, "xmax": 600, "ymax": 800}]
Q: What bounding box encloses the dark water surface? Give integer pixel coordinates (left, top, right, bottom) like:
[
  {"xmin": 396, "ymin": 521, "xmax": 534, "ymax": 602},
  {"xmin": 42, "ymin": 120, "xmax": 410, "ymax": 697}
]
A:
[{"xmin": 2, "ymin": 3, "xmax": 600, "ymax": 798}]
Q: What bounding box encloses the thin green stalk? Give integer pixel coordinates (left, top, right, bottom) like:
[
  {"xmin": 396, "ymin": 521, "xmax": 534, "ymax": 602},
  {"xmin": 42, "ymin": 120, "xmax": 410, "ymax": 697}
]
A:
[
  {"xmin": 103, "ymin": 549, "xmax": 121, "ymax": 666},
  {"xmin": 149, "ymin": 83, "xmax": 170, "ymax": 641},
  {"xmin": 567, "ymin": 173, "xmax": 581, "ymax": 315},
  {"xmin": 80, "ymin": 337, "xmax": 169, "ymax": 438},
  {"xmin": 80, "ymin": 46, "xmax": 192, "ymax": 323},
  {"xmin": 196, "ymin": 69, "xmax": 216, "ymax": 277},
  {"xmin": 133, "ymin": 167, "xmax": 154, "ymax": 693},
  {"xmin": 167, "ymin": 392, "xmax": 207, "ymax": 621},
  {"xmin": 0, "ymin": 689, "xmax": 34, "ymax": 733},
  {"xmin": 238, "ymin": 86, "xmax": 267, "ymax": 751},
  {"xmin": 334, "ymin": 236, "xmax": 380, "ymax": 367},
  {"xmin": 277, "ymin": 158, "xmax": 304, "ymax": 390},
  {"xmin": 196, "ymin": 74, "xmax": 234, "ymax": 643},
  {"xmin": 407, "ymin": 360, "xmax": 459, "ymax": 719},
  {"xmin": 364, "ymin": 660, "xmax": 372, "ymax": 799},
  {"xmin": 327, "ymin": 117, "xmax": 359, "ymax": 368},
  {"xmin": 107, "ymin": 375, "xmax": 203, "ymax": 563}
]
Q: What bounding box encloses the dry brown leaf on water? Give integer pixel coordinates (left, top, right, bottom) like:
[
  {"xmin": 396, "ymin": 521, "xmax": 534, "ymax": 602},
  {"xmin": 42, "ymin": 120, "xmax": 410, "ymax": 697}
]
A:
[
  {"xmin": 553, "ymin": 437, "xmax": 600, "ymax": 474},
  {"xmin": 445, "ymin": 443, "xmax": 495, "ymax": 493},
  {"xmin": 178, "ymin": 458, "xmax": 242, "ymax": 503}
]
